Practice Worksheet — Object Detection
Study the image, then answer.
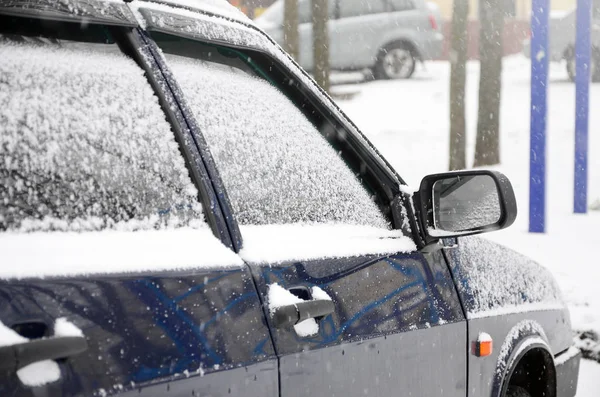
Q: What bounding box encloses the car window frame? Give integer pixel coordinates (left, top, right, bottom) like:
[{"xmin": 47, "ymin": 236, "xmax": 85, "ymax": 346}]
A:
[
  {"xmin": 146, "ymin": 28, "xmax": 409, "ymax": 231},
  {"xmin": 131, "ymin": 3, "xmax": 416, "ymax": 239}
]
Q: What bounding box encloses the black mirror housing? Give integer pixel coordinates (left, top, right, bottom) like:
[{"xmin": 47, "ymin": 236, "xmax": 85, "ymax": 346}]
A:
[{"xmin": 415, "ymin": 170, "xmax": 517, "ymax": 245}]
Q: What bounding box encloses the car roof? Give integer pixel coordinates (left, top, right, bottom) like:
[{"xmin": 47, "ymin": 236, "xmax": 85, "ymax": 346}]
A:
[
  {"xmin": 148, "ymin": 0, "xmax": 252, "ymax": 25},
  {"xmin": 0, "ymin": 0, "xmax": 255, "ymax": 29}
]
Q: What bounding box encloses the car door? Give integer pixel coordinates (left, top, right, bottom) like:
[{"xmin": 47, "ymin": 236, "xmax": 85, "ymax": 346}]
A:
[
  {"xmin": 0, "ymin": 12, "xmax": 276, "ymax": 397},
  {"xmin": 151, "ymin": 31, "xmax": 468, "ymax": 397}
]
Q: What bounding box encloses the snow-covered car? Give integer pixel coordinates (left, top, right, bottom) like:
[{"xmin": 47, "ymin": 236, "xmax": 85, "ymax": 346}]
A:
[
  {"xmin": 0, "ymin": 0, "xmax": 580, "ymax": 396},
  {"xmin": 254, "ymin": 0, "xmax": 444, "ymax": 79}
]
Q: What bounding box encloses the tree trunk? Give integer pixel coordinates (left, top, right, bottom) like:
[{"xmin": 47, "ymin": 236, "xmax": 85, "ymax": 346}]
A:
[
  {"xmin": 449, "ymin": 0, "xmax": 469, "ymax": 171},
  {"xmin": 283, "ymin": 0, "xmax": 299, "ymax": 60},
  {"xmin": 474, "ymin": 0, "xmax": 503, "ymax": 167},
  {"xmin": 312, "ymin": 0, "xmax": 330, "ymax": 92}
]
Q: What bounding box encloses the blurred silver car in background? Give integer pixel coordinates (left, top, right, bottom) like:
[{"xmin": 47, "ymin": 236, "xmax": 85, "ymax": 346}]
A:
[
  {"xmin": 255, "ymin": 0, "xmax": 443, "ymax": 79},
  {"xmin": 522, "ymin": 3, "xmax": 600, "ymax": 82}
]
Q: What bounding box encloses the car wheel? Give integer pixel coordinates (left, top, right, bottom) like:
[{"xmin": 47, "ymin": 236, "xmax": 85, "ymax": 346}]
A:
[
  {"xmin": 565, "ymin": 48, "xmax": 599, "ymax": 82},
  {"xmin": 374, "ymin": 43, "xmax": 416, "ymax": 80},
  {"xmin": 506, "ymin": 385, "xmax": 531, "ymax": 397}
]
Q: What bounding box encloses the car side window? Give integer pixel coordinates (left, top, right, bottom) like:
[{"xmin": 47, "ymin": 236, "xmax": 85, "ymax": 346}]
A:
[
  {"xmin": 0, "ymin": 19, "xmax": 205, "ymax": 233},
  {"xmin": 339, "ymin": 0, "xmax": 387, "ymax": 18},
  {"xmin": 153, "ymin": 35, "xmax": 389, "ymax": 229},
  {"xmin": 388, "ymin": 0, "xmax": 415, "ymax": 12}
]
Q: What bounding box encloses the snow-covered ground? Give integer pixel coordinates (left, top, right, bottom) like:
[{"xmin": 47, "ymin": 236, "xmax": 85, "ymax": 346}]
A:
[{"xmin": 332, "ymin": 55, "xmax": 600, "ymax": 394}]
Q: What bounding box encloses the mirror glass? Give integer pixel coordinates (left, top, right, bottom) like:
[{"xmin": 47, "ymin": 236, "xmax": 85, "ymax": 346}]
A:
[{"xmin": 432, "ymin": 175, "xmax": 501, "ymax": 232}]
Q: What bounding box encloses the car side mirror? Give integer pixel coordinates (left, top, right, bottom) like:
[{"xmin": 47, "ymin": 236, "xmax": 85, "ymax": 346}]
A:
[{"xmin": 416, "ymin": 170, "xmax": 517, "ymax": 241}]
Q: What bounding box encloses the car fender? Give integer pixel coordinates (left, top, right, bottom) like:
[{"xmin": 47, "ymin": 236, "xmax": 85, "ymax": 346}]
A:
[
  {"xmin": 491, "ymin": 320, "xmax": 555, "ymax": 397},
  {"xmin": 444, "ymin": 237, "xmax": 566, "ymax": 322},
  {"xmin": 443, "ymin": 237, "xmax": 573, "ymax": 397}
]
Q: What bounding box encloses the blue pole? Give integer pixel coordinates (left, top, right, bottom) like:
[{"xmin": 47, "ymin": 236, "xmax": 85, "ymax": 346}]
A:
[
  {"xmin": 574, "ymin": 0, "xmax": 591, "ymax": 213},
  {"xmin": 529, "ymin": 0, "xmax": 549, "ymax": 233}
]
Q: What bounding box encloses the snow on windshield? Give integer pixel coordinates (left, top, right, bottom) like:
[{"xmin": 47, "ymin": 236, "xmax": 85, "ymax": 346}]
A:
[
  {"xmin": 0, "ymin": 37, "xmax": 205, "ymax": 233},
  {"xmin": 165, "ymin": 52, "xmax": 390, "ymax": 228}
]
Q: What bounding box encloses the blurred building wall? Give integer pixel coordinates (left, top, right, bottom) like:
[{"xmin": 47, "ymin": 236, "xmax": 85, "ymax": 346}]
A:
[
  {"xmin": 429, "ymin": 0, "xmax": 576, "ymax": 20},
  {"xmin": 229, "ymin": 0, "xmax": 275, "ymax": 18},
  {"xmin": 430, "ymin": 0, "xmax": 576, "ymax": 60}
]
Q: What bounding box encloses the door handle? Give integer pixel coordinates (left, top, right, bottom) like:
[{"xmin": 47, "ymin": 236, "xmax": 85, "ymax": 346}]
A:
[
  {"xmin": 0, "ymin": 336, "xmax": 88, "ymax": 372},
  {"xmin": 272, "ymin": 299, "xmax": 334, "ymax": 328}
]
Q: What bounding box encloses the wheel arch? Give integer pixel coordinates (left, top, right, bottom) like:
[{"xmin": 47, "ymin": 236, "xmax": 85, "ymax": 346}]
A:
[
  {"xmin": 492, "ymin": 321, "xmax": 557, "ymax": 397},
  {"xmin": 376, "ymin": 38, "xmax": 421, "ymax": 62}
]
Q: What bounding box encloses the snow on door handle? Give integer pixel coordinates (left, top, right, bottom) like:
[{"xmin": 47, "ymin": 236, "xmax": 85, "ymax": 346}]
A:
[
  {"xmin": 271, "ymin": 299, "xmax": 334, "ymax": 328},
  {"xmin": 0, "ymin": 336, "xmax": 88, "ymax": 373}
]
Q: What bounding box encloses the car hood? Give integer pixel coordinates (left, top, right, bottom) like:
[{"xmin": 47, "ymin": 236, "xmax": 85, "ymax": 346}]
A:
[{"xmin": 445, "ymin": 236, "xmax": 565, "ymax": 318}]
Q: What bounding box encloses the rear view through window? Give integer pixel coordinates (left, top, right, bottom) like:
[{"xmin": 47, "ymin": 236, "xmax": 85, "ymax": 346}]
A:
[{"xmin": 0, "ymin": 23, "xmax": 204, "ymax": 232}]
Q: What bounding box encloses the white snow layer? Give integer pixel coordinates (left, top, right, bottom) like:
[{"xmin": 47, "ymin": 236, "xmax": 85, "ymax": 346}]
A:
[
  {"xmin": 466, "ymin": 302, "xmax": 567, "ymax": 320},
  {"xmin": 54, "ymin": 318, "xmax": 84, "ymax": 338},
  {"xmin": 165, "ymin": 52, "xmax": 390, "ymax": 228},
  {"xmin": 478, "ymin": 332, "xmax": 493, "ymax": 343},
  {"xmin": 0, "ymin": 320, "xmax": 27, "ymax": 347},
  {"xmin": 151, "ymin": 0, "xmax": 250, "ymax": 22},
  {"xmin": 0, "ymin": 228, "xmax": 243, "ymax": 279},
  {"xmin": 451, "ymin": 237, "xmax": 564, "ymax": 316},
  {"xmin": 239, "ymin": 224, "xmax": 416, "ymax": 264},
  {"xmin": 268, "ymin": 283, "xmax": 318, "ymax": 337},
  {"xmin": 17, "ymin": 361, "xmax": 61, "ymax": 387},
  {"xmin": 311, "ymin": 286, "xmax": 332, "ymax": 301},
  {"xmin": 0, "ymin": 36, "xmax": 205, "ymax": 233},
  {"xmin": 0, "ymin": 321, "xmax": 60, "ymax": 386},
  {"xmin": 555, "ymin": 346, "xmax": 582, "ymax": 366}
]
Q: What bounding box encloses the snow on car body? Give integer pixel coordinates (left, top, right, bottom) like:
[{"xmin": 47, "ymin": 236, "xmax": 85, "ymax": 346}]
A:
[{"xmin": 0, "ymin": 0, "xmax": 580, "ymax": 396}]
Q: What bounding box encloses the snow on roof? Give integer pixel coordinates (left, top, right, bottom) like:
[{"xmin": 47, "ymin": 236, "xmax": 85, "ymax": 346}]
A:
[
  {"xmin": 0, "ymin": 0, "xmax": 138, "ymax": 26},
  {"xmin": 141, "ymin": 0, "xmax": 251, "ymax": 24}
]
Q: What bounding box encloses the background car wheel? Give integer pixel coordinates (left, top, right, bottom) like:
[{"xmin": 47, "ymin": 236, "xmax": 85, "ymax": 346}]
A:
[
  {"xmin": 565, "ymin": 47, "xmax": 600, "ymax": 82},
  {"xmin": 374, "ymin": 42, "xmax": 417, "ymax": 80},
  {"xmin": 506, "ymin": 385, "xmax": 531, "ymax": 397}
]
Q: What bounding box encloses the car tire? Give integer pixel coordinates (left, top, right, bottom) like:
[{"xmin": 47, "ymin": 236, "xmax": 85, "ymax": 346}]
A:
[
  {"xmin": 565, "ymin": 47, "xmax": 600, "ymax": 82},
  {"xmin": 506, "ymin": 385, "xmax": 531, "ymax": 397},
  {"xmin": 374, "ymin": 42, "xmax": 417, "ymax": 80}
]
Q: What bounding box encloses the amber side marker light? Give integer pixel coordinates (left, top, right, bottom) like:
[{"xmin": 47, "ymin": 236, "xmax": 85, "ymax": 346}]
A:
[{"xmin": 472, "ymin": 332, "xmax": 493, "ymax": 357}]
